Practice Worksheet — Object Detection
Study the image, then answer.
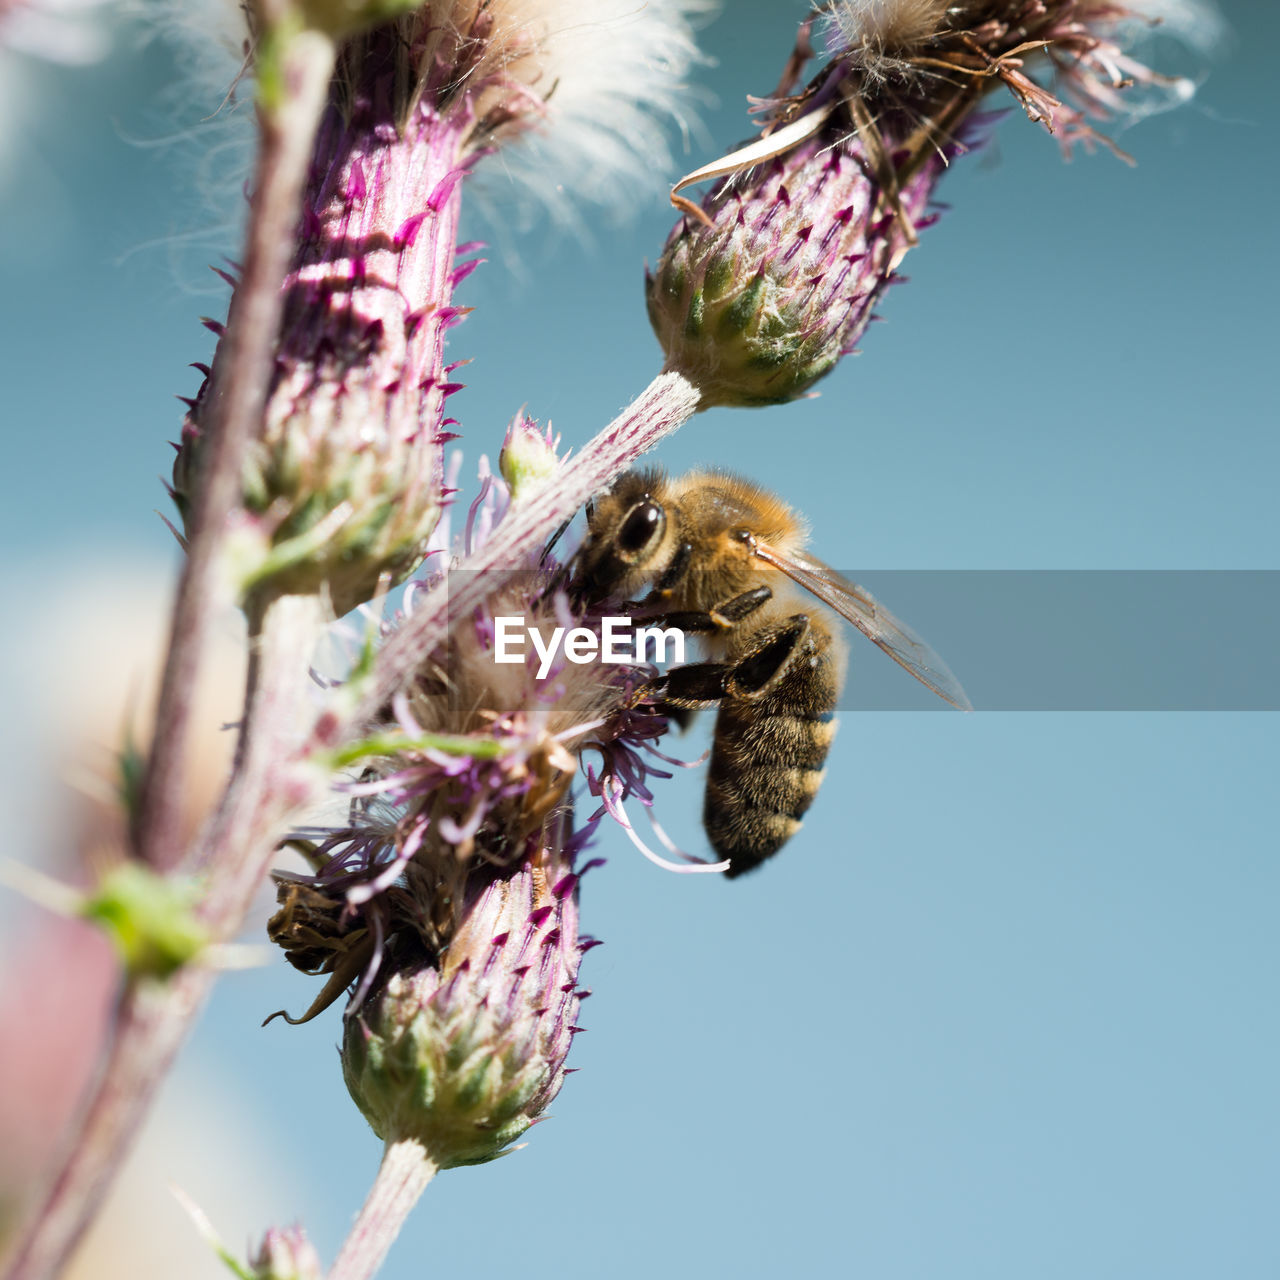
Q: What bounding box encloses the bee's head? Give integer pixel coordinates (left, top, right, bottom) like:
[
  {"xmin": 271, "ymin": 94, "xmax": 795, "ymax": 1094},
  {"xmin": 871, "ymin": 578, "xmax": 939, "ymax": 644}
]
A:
[{"xmin": 580, "ymin": 468, "xmax": 672, "ymax": 597}]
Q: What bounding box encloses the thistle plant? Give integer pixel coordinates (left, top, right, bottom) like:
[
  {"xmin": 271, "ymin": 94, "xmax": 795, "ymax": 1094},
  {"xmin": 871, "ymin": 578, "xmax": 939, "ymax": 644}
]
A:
[
  {"xmin": 0, "ymin": 3, "xmax": 1218, "ymax": 1279},
  {"xmin": 174, "ymin": 1192, "xmax": 324, "ymax": 1280},
  {"xmin": 651, "ymin": 0, "xmax": 1217, "ymax": 406},
  {"xmin": 171, "ymin": 1, "xmax": 702, "ymax": 614}
]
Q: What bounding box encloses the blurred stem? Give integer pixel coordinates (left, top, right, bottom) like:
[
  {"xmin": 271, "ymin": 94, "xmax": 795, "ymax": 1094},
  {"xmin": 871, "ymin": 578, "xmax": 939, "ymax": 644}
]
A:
[
  {"xmin": 0, "ymin": 972, "xmax": 206, "ymax": 1280},
  {"xmin": 7, "ymin": 34, "xmax": 338, "ymax": 1277},
  {"xmin": 329, "ymin": 1140, "xmax": 438, "ymax": 1280},
  {"xmin": 16, "ymin": 33, "xmax": 340, "ymax": 1267},
  {"xmin": 134, "ymin": 28, "xmax": 336, "ymax": 875},
  {"xmin": 2, "ymin": 602, "xmax": 324, "ymax": 1280}
]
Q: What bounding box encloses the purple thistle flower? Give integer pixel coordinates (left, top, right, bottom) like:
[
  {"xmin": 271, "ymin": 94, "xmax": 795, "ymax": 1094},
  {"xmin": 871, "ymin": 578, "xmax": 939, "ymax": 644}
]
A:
[
  {"xmin": 341, "ymin": 848, "xmax": 589, "ymax": 1167},
  {"xmin": 265, "ymin": 441, "xmax": 727, "ymax": 1179},
  {"xmin": 269, "ymin": 441, "xmax": 700, "ymax": 956},
  {"xmin": 172, "ymin": 1, "xmax": 710, "ymax": 616},
  {"xmin": 173, "ymin": 15, "xmax": 498, "ymax": 615},
  {"xmin": 269, "ymin": 568, "xmax": 676, "ymax": 996},
  {"xmin": 291, "ymin": 614, "xmax": 622, "ymax": 1157},
  {"xmin": 648, "ymin": 0, "xmax": 1217, "ymax": 408}
]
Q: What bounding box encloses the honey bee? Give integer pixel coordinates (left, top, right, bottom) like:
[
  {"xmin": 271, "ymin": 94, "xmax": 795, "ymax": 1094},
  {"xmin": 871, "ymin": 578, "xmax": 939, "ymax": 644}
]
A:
[{"xmin": 578, "ymin": 469, "xmax": 970, "ymax": 877}]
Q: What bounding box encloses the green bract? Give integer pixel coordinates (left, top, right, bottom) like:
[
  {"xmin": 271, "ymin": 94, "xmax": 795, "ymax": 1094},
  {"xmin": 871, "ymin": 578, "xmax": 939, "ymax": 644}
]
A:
[
  {"xmin": 81, "ymin": 863, "xmax": 208, "ymax": 981},
  {"xmin": 647, "ymin": 135, "xmax": 939, "ymax": 408},
  {"xmin": 342, "ymin": 864, "xmax": 582, "ymax": 1169}
]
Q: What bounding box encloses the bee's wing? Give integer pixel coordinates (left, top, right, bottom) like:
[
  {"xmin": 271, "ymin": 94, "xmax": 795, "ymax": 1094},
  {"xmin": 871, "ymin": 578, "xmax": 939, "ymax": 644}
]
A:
[{"xmin": 750, "ymin": 539, "xmax": 973, "ymax": 712}]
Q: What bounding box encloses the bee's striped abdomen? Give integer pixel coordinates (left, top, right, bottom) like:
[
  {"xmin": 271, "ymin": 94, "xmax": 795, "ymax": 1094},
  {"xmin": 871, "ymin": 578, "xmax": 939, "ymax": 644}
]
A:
[{"xmin": 703, "ymin": 636, "xmax": 841, "ymax": 877}]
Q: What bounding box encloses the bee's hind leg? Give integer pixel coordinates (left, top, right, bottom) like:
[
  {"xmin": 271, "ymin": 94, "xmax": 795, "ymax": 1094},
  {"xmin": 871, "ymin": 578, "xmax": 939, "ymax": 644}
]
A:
[
  {"xmin": 723, "ymin": 614, "xmax": 810, "ymax": 699},
  {"xmin": 630, "ymin": 614, "xmax": 811, "ymax": 709},
  {"xmin": 625, "ymin": 591, "xmax": 774, "ymax": 708},
  {"xmin": 631, "ymin": 661, "xmax": 734, "ymax": 711}
]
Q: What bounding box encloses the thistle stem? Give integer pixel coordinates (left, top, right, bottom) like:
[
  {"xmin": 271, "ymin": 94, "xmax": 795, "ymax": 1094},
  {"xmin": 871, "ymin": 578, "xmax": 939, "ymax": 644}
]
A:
[
  {"xmin": 2, "ymin": 595, "xmax": 324, "ymax": 1280},
  {"xmin": 196, "ymin": 593, "xmax": 327, "ymax": 931},
  {"xmin": 0, "ymin": 972, "xmax": 207, "ymax": 1280},
  {"xmin": 134, "ymin": 29, "xmax": 336, "ymax": 875},
  {"xmin": 3, "ymin": 28, "xmax": 336, "ymax": 1278},
  {"xmin": 329, "ymin": 1139, "xmax": 438, "ymax": 1280}
]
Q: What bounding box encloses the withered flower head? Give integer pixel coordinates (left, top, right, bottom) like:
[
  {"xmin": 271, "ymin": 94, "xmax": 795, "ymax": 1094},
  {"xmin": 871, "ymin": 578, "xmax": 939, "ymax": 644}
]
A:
[{"xmin": 647, "ymin": 0, "xmax": 1218, "ymax": 407}]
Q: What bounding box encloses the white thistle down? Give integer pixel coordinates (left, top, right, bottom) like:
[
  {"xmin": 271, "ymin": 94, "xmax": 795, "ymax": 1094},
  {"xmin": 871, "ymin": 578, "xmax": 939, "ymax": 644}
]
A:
[
  {"xmin": 829, "ymin": 0, "xmax": 1223, "ymax": 109},
  {"xmin": 831, "ymin": 0, "xmax": 1223, "ymax": 49},
  {"xmin": 0, "ymin": 0, "xmax": 114, "ymax": 183},
  {"xmin": 819, "ymin": 0, "xmax": 1218, "ymax": 126},
  {"xmin": 0, "ymin": 0, "xmax": 113, "ymax": 64},
  {"xmin": 471, "ymin": 0, "xmax": 715, "ymax": 214},
  {"xmin": 154, "ymin": 0, "xmax": 714, "ymax": 218},
  {"xmin": 830, "ymin": 0, "xmax": 954, "ymax": 73},
  {"xmin": 1100, "ymin": 0, "xmax": 1225, "ymax": 52}
]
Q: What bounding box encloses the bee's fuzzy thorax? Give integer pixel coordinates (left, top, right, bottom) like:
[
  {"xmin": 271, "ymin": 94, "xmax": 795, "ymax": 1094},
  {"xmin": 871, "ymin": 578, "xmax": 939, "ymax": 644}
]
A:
[{"xmin": 670, "ymin": 470, "xmax": 810, "ymax": 557}]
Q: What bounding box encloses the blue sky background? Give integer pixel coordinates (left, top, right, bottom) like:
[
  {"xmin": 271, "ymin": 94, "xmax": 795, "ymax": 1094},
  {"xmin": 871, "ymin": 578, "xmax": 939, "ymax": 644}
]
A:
[{"xmin": 0, "ymin": 2, "xmax": 1276, "ymax": 1277}]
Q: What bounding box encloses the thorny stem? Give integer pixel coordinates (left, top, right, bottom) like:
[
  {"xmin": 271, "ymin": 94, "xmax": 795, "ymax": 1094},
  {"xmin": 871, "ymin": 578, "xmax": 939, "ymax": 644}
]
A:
[
  {"xmin": 9, "ymin": 35, "xmax": 337, "ymax": 1277},
  {"xmin": 133, "ymin": 29, "xmax": 336, "ymax": 875},
  {"xmin": 18, "ymin": 43, "xmax": 340, "ymax": 1267},
  {"xmin": 328, "ymin": 1139, "xmax": 438, "ymax": 1280}
]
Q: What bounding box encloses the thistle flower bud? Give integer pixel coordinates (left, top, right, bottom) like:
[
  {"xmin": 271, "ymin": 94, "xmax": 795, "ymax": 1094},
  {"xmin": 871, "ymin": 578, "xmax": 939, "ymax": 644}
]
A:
[
  {"xmin": 173, "ymin": 21, "xmax": 478, "ymax": 615},
  {"xmin": 498, "ymin": 412, "xmax": 561, "ymax": 503},
  {"xmin": 272, "ymin": 476, "xmax": 694, "ymax": 1187},
  {"xmin": 342, "ymin": 860, "xmax": 584, "ymax": 1167},
  {"xmin": 248, "ymin": 1225, "xmax": 324, "ymax": 1280},
  {"xmin": 648, "ymin": 139, "xmax": 927, "ymax": 407},
  {"xmin": 649, "ymin": 0, "xmax": 1216, "ymax": 407}
]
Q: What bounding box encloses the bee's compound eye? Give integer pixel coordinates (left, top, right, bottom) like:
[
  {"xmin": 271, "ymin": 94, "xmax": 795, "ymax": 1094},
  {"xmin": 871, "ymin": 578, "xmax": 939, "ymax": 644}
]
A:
[{"xmin": 618, "ymin": 500, "xmax": 664, "ymax": 554}]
